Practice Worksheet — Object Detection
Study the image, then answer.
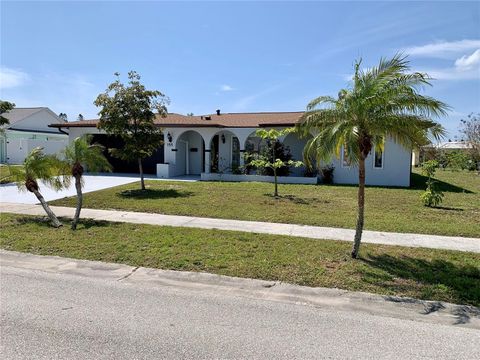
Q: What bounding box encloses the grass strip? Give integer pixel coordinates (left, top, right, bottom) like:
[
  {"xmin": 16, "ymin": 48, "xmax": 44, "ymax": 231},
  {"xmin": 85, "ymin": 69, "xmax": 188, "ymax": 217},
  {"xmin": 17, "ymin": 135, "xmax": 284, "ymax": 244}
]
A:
[{"xmin": 1, "ymin": 213, "xmax": 479, "ymax": 306}]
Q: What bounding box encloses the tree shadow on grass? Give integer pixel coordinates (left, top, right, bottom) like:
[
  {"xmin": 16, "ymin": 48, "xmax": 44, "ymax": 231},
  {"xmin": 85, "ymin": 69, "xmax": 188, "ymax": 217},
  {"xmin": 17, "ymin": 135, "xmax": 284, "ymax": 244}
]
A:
[
  {"xmin": 14, "ymin": 216, "xmax": 112, "ymax": 230},
  {"xmin": 410, "ymin": 173, "xmax": 474, "ymax": 193},
  {"xmin": 430, "ymin": 206, "xmax": 464, "ymax": 212},
  {"xmin": 361, "ymin": 254, "xmax": 480, "ymax": 321},
  {"xmin": 323, "ymin": 173, "xmax": 474, "ymax": 193},
  {"xmin": 262, "ymin": 193, "xmax": 329, "ymax": 205},
  {"xmin": 118, "ymin": 188, "xmax": 194, "ymax": 200}
]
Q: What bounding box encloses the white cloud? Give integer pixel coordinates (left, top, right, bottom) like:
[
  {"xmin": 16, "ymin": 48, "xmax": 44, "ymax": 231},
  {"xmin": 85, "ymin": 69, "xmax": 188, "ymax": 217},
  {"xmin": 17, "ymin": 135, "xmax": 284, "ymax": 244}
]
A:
[
  {"xmin": 418, "ymin": 67, "xmax": 479, "ymax": 81},
  {"xmin": 405, "ymin": 39, "xmax": 480, "ymax": 58},
  {"xmin": 231, "ymin": 84, "xmax": 281, "ymax": 112},
  {"xmin": 454, "ymin": 49, "xmax": 480, "ymax": 71},
  {"xmin": 220, "ymin": 84, "xmax": 234, "ymax": 92},
  {"xmin": 0, "ymin": 66, "xmax": 29, "ymax": 89},
  {"xmin": 418, "ymin": 49, "xmax": 480, "ymax": 81}
]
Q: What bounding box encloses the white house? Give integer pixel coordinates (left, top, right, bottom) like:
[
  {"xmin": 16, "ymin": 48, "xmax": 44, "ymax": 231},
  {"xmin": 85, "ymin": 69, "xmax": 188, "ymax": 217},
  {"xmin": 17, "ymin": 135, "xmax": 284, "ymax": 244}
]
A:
[
  {"xmin": 1, "ymin": 107, "xmax": 68, "ymax": 164},
  {"xmin": 51, "ymin": 111, "xmax": 412, "ymax": 187}
]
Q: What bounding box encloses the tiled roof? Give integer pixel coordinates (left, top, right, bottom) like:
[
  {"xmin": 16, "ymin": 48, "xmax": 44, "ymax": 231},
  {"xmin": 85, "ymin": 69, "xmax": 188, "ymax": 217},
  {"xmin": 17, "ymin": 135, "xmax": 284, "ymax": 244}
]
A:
[{"xmin": 50, "ymin": 111, "xmax": 304, "ymax": 128}]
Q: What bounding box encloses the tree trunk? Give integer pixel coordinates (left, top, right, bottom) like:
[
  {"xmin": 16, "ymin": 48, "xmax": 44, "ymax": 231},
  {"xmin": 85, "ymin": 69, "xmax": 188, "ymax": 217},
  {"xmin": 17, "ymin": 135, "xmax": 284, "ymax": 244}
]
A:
[
  {"xmin": 32, "ymin": 189, "xmax": 62, "ymax": 228},
  {"xmin": 138, "ymin": 157, "xmax": 145, "ymax": 190},
  {"xmin": 352, "ymin": 157, "xmax": 366, "ymax": 258},
  {"xmin": 71, "ymin": 174, "xmax": 83, "ymax": 230},
  {"xmin": 274, "ymin": 168, "xmax": 278, "ymax": 197}
]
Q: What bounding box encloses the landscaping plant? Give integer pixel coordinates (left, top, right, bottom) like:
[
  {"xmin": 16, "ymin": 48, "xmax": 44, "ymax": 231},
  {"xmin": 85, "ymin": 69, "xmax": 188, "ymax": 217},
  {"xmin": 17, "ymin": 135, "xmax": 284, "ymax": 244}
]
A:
[
  {"xmin": 62, "ymin": 135, "xmax": 112, "ymax": 230},
  {"xmin": 460, "ymin": 113, "xmax": 480, "ymax": 171},
  {"xmin": 420, "ymin": 160, "xmax": 444, "ymax": 207},
  {"xmin": 297, "ymin": 53, "xmax": 448, "ymax": 258},
  {"xmin": 248, "ymin": 128, "xmax": 303, "ymax": 197},
  {"xmin": 258, "ymin": 139, "xmax": 293, "ymax": 176},
  {"xmin": 8, "ymin": 147, "xmax": 67, "ymax": 228}
]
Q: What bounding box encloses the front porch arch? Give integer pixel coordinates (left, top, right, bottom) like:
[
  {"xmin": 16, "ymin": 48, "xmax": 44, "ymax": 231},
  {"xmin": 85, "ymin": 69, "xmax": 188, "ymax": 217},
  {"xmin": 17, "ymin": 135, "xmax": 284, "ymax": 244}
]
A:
[{"xmin": 175, "ymin": 130, "xmax": 205, "ymax": 175}]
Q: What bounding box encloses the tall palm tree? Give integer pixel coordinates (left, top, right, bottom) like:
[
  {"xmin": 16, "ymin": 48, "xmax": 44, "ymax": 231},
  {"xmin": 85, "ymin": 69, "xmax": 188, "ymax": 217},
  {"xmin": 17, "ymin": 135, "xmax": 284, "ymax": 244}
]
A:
[
  {"xmin": 297, "ymin": 54, "xmax": 448, "ymax": 258},
  {"xmin": 8, "ymin": 147, "xmax": 67, "ymax": 228},
  {"xmin": 62, "ymin": 135, "xmax": 111, "ymax": 230}
]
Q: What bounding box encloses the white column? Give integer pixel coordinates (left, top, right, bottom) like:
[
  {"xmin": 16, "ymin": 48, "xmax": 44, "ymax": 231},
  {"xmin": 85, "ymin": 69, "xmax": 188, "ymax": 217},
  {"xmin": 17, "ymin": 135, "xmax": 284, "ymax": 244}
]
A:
[{"xmin": 204, "ymin": 150, "xmax": 211, "ymax": 173}]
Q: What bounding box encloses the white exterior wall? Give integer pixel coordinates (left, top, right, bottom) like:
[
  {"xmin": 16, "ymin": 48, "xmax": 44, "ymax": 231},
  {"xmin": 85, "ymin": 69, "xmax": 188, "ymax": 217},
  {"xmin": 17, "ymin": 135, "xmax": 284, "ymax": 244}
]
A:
[
  {"xmin": 2, "ymin": 130, "xmax": 68, "ymax": 164},
  {"xmin": 331, "ymin": 137, "xmax": 411, "ymax": 187},
  {"xmin": 1, "ymin": 108, "xmax": 69, "ymax": 164},
  {"xmin": 68, "ymin": 127, "xmax": 105, "ymax": 142}
]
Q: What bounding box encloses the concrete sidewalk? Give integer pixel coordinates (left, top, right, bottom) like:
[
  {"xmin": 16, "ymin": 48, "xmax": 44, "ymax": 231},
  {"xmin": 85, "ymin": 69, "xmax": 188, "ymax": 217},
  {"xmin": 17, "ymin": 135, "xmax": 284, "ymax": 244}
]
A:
[{"xmin": 1, "ymin": 202, "xmax": 479, "ymax": 253}]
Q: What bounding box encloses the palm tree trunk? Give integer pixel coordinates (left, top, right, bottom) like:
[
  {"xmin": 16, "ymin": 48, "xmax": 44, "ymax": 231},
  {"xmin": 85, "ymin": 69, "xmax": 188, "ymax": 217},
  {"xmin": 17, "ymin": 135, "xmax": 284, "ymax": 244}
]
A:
[
  {"xmin": 71, "ymin": 174, "xmax": 82, "ymax": 230},
  {"xmin": 352, "ymin": 157, "xmax": 366, "ymax": 258},
  {"xmin": 32, "ymin": 189, "xmax": 62, "ymax": 228},
  {"xmin": 138, "ymin": 157, "xmax": 145, "ymax": 190}
]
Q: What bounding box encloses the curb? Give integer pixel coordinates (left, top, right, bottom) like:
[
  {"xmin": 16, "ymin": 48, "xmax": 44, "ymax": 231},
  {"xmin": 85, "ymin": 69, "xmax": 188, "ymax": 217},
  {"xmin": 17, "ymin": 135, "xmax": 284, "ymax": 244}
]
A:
[{"xmin": 1, "ymin": 249, "xmax": 478, "ymax": 329}]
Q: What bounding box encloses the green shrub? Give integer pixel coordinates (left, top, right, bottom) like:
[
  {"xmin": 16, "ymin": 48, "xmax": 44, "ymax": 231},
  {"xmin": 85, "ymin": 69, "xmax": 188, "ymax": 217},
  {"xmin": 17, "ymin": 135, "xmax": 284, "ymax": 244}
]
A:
[
  {"xmin": 420, "ymin": 160, "xmax": 444, "ymax": 207},
  {"xmin": 420, "ymin": 184, "xmax": 444, "ymax": 207},
  {"xmin": 320, "ymin": 165, "xmax": 335, "ymax": 184}
]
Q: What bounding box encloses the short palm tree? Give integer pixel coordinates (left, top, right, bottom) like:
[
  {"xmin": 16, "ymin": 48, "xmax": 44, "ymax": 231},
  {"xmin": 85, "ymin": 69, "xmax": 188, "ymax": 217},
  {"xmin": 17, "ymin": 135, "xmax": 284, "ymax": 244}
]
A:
[
  {"xmin": 297, "ymin": 54, "xmax": 448, "ymax": 258},
  {"xmin": 62, "ymin": 135, "xmax": 112, "ymax": 230},
  {"xmin": 9, "ymin": 147, "xmax": 67, "ymax": 228}
]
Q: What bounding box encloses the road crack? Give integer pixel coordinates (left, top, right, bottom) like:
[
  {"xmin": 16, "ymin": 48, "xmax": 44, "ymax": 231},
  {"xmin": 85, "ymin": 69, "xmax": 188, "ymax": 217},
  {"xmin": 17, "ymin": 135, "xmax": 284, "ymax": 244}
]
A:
[{"xmin": 117, "ymin": 266, "xmax": 139, "ymax": 281}]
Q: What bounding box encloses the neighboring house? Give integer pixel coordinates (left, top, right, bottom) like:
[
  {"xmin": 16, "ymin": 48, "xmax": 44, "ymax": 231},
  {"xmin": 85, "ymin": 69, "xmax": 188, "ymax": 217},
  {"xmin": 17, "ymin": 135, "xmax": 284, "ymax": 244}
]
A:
[
  {"xmin": 50, "ymin": 111, "xmax": 412, "ymax": 187},
  {"xmin": 436, "ymin": 141, "xmax": 473, "ymax": 151},
  {"xmin": 415, "ymin": 141, "xmax": 474, "ymax": 166},
  {"xmin": 0, "ymin": 107, "xmax": 68, "ymax": 164}
]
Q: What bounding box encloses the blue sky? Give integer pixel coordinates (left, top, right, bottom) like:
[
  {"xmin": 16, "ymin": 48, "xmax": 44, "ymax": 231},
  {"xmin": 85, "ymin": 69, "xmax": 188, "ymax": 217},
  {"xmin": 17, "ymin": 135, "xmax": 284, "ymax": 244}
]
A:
[{"xmin": 1, "ymin": 1, "xmax": 479, "ymax": 137}]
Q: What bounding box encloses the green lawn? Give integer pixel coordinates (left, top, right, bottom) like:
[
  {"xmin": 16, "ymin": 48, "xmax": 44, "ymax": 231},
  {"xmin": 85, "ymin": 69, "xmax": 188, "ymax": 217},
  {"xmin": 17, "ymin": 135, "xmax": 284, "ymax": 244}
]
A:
[
  {"xmin": 50, "ymin": 169, "xmax": 480, "ymax": 237},
  {"xmin": 0, "ymin": 164, "xmax": 16, "ymax": 184},
  {"xmin": 1, "ymin": 213, "xmax": 479, "ymax": 306}
]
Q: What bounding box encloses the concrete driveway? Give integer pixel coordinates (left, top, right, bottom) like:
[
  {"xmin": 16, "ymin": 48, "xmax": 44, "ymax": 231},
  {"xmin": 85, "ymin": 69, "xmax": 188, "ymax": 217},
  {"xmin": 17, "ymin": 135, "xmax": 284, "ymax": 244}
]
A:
[{"xmin": 0, "ymin": 174, "xmax": 142, "ymax": 204}]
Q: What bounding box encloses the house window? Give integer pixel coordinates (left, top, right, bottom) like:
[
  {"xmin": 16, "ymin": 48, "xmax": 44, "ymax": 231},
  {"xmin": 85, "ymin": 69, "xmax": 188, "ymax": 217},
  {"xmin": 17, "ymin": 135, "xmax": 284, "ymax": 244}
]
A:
[{"xmin": 374, "ymin": 148, "xmax": 384, "ymax": 168}]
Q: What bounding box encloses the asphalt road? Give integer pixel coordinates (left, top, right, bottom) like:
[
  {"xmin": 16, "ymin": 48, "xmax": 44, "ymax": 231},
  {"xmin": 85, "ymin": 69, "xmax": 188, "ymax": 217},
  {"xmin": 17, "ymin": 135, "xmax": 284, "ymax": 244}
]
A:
[{"xmin": 1, "ymin": 262, "xmax": 479, "ymax": 359}]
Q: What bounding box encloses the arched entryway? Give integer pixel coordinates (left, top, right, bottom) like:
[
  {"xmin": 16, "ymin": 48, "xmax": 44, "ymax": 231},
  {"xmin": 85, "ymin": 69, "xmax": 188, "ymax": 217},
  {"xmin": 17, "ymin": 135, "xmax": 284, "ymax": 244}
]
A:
[
  {"xmin": 176, "ymin": 130, "xmax": 205, "ymax": 175},
  {"xmin": 209, "ymin": 130, "xmax": 241, "ymax": 173}
]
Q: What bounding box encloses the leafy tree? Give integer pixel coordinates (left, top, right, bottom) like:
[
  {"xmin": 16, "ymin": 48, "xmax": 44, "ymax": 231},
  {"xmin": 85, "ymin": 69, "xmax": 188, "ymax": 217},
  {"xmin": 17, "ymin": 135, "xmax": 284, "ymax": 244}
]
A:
[
  {"xmin": 61, "ymin": 135, "xmax": 112, "ymax": 230},
  {"xmin": 420, "ymin": 160, "xmax": 444, "ymax": 207},
  {"xmin": 0, "ymin": 100, "xmax": 15, "ymax": 128},
  {"xmin": 258, "ymin": 140, "xmax": 293, "ymax": 176},
  {"xmin": 8, "ymin": 148, "xmax": 67, "ymax": 228},
  {"xmin": 446, "ymin": 150, "xmax": 471, "ymax": 171},
  {"xmin": 297, "ymin": 54, "xmax": 447, "ymax": 258},
  {"xmin": 94, "ymin": 71, "xmax": 169, "ymax": 190},
  {"xmin": 77, "ymin": 114, "xmax": 84, "ymax": 121},
  {"xmin": 248, "ymin": 128, "xmax": 303, "ymax": 197},
  {"xmin": 58, "ymin": 113, "xmax": 68, "ymax": 122},
  {"xmin": 460, "ymin": 113, "xmax": 480, "ymax": 170}
]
